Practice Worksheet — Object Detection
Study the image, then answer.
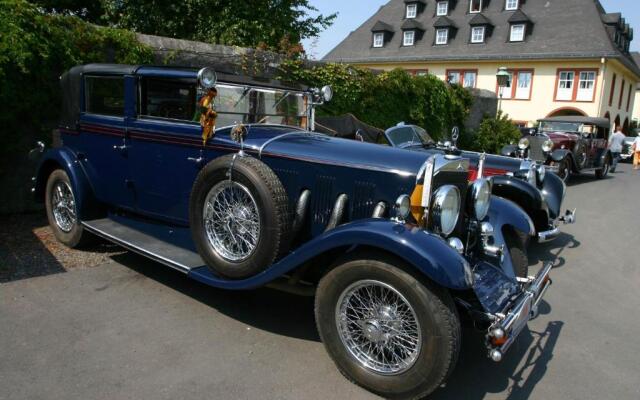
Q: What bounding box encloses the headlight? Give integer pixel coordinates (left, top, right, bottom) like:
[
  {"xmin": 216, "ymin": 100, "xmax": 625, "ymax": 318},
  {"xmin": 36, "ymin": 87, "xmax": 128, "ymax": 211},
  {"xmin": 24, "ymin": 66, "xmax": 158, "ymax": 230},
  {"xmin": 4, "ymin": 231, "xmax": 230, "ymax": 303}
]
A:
[
  {"xmin": 431, "ymin": 185, "xmax": 460, "ymax": 237},
  {"xmin": 518, "ymin": 138, "xmax": 530, "ymax": 150},
  {"xmin": 470, "ymin": 179, "xmax": 491, "ymax": 221},
  {"xmin": 542, "ymin": 139, "xmax": 554, "ymax": 153},
  {"xmin": 536, "ymin": 164, "xmax": 546, "ymax": 184},
  {"xmin": 197, "ymin": 67, "xmax": 217, "ymax": 89},
  {"xmin": 395, "ymin": 194, "xmax": 411, "ymax": 221},
  {"xmin": 321, "ymin": 85, "xmax": 333, "ymax": 102}
]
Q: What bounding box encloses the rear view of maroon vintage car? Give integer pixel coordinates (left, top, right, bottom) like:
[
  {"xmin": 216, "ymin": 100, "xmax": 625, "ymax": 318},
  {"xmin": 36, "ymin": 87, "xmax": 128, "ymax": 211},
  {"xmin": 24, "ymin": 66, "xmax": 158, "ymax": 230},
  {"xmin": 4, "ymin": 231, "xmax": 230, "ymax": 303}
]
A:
[{"xmin": 502, "ymin": 116, "xmax": 613, "ymax": 182}]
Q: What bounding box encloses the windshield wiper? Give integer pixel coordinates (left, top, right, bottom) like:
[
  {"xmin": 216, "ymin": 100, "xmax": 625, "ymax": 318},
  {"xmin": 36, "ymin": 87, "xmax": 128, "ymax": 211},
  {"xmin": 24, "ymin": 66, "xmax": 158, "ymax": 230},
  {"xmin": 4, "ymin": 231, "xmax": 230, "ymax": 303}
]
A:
[
  {"xmin": 233, "ymin": 87, "xmax": 251, "ymax": 108},
  {"xmin": 272, "ymin": 91, "xmax": 290, "ymax": 110}
]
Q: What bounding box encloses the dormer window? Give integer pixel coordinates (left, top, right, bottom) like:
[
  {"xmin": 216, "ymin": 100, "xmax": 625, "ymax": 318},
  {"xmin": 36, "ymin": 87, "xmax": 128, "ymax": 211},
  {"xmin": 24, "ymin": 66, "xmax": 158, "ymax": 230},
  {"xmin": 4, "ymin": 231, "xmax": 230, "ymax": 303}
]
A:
[
  {"xmin": 437, "ymin": 1, "xmax": 449, "ymax": 16},
  {"xmin": 471, "ymin": 26, "xmax": 485, "ymax": 43},
  {"xmin": 510, "ymin": 24, "xmax": 525, "ymax": 41},
  {"xmin": 436, "ymin": 29, "xmax": 449, "ymax": 45},
  {"xmin": 505, "ymin": 0, "xmax": 519, "ymax": 11},
  {"xmin": 406, "ymin": 3, "xmax": 417, "ymax": 18},
  {"xmin": 371, "ymin": 20, "xmax": 394, "ymax": 48},
  {"xmin": 403, "ymin": 31, "xmax": 416, "ymax": 46},
  {"xmin": 470, "ymin": 0, "xmax": 482, "ymax": 13},
  {"xmin": 373, "ymin": 33, "xmax": 384, "ymax": 47}
]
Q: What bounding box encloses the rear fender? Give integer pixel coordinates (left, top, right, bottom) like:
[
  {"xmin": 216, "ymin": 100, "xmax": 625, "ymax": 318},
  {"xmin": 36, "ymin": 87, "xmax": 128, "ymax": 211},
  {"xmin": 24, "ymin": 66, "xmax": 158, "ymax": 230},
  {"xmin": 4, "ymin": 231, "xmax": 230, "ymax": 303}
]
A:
[
  {"xmin": 486, "ymin": 196, "xmax": 535, "ymax": 279},
  {"xmin": 189, "ymin": 219, "xmax": 474, "ymax": 290},
  {"xmin": 34, "ymin": 147, "xmax": 100, "ymax": 220},
  {"xmin": 595, "ymin": 148, "xmax": 612, "ymax": 167}
]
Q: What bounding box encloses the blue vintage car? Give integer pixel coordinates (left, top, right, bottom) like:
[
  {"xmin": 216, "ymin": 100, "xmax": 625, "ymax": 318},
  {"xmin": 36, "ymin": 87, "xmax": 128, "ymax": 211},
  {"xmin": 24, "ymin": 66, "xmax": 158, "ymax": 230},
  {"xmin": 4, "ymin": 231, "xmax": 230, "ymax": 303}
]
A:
[{"xmin": 31, "ymin": 64, "xmax": 552, "ymax": 399}]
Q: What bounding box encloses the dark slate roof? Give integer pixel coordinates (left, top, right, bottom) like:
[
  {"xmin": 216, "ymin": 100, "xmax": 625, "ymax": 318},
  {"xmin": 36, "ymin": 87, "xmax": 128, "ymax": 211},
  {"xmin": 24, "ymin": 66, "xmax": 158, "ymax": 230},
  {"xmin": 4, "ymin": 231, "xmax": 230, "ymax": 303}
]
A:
[
  {"xmin": 507, "ymin": 10, "xmax": 531, "ymax": 23},
  {"xmin": 469, "ymin": 13, "xmax": 493, "ymax": 26},
  {"xmin": 401, "ymin": 19, "xmax": 425, "ymax": 31},
  {"xmin": 371, "ymin": 20, "xmax": 394, "ymax": 32},
  {"xmin": 433, "ymin": 16, "xmax": 455, "ymax": 28},
  {"xmin": 323, "ymin": 0, "xmax": 640, "ymax": 79},
  {"xmin": 403, "ymin": 0, "xmax": 427, "ymax": 4}
]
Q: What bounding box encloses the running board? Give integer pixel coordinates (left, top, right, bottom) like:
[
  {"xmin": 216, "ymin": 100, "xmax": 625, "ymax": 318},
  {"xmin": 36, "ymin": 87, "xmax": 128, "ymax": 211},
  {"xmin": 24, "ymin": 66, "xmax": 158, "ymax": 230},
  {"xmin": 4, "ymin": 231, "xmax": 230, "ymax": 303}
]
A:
[{"xmin": 82, "ymin": 218, "xmax": 205, "ymax": 273}]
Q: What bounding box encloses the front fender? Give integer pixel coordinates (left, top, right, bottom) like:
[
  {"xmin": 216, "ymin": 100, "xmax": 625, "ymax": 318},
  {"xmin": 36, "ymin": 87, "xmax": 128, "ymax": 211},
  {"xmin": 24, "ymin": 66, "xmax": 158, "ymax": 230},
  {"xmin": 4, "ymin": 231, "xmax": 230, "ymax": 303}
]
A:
[
  {"xmin": 34, "ymin": 147, "xmax": 99, "ymax": 220},
  {"xmin": 491, "ymin": 175, "xmax": 548, "ymax": 232},
  {"xmin": 550, "ymin": 149, "xmax": 572, "ymax": 164},
  {"xmin": 501, "ymin": 144, "xmax": 518, "ymax": 157},
  {"xmin": 541, "ymin": 171, "xmax": 566, "ymax": 219},
  {"xmin": 486, "ymin": 196, "xmax": 535, "ymax": 279},
  {"xmin": 189, "ymin": 219, "xmax": 473, "ymax": 290}
]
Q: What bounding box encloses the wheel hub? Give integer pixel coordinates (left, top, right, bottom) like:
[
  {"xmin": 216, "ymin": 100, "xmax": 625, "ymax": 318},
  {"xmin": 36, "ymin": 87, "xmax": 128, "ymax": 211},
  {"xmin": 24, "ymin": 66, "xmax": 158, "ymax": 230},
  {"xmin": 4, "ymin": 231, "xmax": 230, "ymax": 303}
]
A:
[{"xmin": 336, "ymin": 280, "xmax": 422, "ymax": 375}]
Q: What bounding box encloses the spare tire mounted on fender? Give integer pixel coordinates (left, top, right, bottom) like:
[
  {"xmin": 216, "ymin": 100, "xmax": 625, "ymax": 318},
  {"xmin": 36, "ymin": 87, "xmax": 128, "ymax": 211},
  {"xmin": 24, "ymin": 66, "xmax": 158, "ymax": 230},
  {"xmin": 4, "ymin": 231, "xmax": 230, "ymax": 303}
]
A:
[{"xmin": 189, "ymin": 155, "xmax": 290, "ymax": 279}]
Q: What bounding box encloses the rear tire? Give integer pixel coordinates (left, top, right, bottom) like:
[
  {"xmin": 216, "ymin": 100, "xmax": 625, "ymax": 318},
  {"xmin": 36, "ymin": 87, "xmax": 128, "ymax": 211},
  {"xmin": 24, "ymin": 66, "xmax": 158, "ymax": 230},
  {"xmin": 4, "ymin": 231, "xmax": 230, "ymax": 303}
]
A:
[
  {"xmin": 315, "ymin": 253, "xmax": 460, "ymax": 399},
  {"xmin": 595, "ymin": 155, "xmax": 610, "ymax": 179},
  {"xmin": 45, "ymin": 169, "xmax": 91, "ymax": 248}
]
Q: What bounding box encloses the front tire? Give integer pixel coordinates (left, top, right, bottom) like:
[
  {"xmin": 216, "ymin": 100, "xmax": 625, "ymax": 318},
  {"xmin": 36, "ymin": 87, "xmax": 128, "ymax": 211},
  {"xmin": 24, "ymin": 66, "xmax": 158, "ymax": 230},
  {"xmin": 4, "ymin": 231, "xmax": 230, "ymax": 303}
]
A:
[
  {"xmin": 556, "ymin": 158, "xmax": 571, "ymax": 182},
  {"xmin": 45, "ymin": 169, "xmax": 90, "ymax": 248},
  {"xmin": 315, "ymin": 253, "xmax": 460, "ymax": 399},
  {"xmin": 505, "ymin": 232, "xmax": 529, "ymax": 278}
]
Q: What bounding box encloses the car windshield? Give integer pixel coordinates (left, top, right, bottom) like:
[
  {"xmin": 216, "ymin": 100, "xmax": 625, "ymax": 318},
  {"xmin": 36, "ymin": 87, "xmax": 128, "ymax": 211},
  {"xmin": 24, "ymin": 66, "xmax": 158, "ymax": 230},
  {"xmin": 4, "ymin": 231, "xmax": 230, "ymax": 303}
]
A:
[
  {"xmin": 538, "ymin": 121, "xmax": 583, "ymax": 133},
  {"xmin": 386, "ymin": 126, "xmax": 435, "ymax": 148},
  {"xmin": 212, "ymin": 83, "xmax": 308, "ymax": 129}
]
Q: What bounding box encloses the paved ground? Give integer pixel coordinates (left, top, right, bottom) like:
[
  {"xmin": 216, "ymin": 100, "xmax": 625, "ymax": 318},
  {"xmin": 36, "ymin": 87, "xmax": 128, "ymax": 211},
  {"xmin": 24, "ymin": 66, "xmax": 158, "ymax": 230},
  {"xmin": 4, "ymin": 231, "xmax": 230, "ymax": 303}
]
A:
[{"xmin": 1, "ymin": 164, "xmax": 640, "ymax": 400}]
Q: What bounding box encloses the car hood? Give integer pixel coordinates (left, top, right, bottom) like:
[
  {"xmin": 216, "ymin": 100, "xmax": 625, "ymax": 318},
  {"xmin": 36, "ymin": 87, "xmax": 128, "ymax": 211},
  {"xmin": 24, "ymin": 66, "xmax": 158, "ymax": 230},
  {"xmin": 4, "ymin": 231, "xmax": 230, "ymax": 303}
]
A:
[
  {"xmin": 400, "ymin": 146, "xmax": 523, "ymax": 173},
  {"xmin": 218, "ymin": 126, "xmax": 431, "ymax": 177},
  {"xmin": 542, "ymin": 131, "xmax": 580, "ymax": 141}
]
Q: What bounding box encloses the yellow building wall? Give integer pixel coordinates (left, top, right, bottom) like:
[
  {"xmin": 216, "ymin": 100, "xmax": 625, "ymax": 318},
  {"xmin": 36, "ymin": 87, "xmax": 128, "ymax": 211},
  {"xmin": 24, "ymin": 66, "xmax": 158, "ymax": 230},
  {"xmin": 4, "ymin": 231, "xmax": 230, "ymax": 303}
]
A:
[
  {"xmin": 354, "ymin": 58, "xmax": 639, "ymax": 129},
  {"xmin": 633, "ymin": 90, "xmax": 640, "ymax": 124}
]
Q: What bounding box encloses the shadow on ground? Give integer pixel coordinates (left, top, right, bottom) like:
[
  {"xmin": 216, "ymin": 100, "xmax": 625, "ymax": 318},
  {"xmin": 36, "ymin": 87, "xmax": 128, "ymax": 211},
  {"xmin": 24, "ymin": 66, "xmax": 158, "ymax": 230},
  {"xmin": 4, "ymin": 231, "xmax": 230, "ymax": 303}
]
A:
[
  {"xmin": 528, "ymin": 232, "xmax": 580, "ymax": 269},
  {"xmin": 0, "ymin": 213, "xmax": 121, "ymax": 283}
]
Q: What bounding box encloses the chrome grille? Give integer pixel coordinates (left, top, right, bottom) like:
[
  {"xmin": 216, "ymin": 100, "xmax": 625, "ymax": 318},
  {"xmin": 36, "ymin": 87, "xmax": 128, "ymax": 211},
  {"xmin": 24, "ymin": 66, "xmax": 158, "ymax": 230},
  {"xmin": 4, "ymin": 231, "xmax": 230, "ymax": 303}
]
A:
[{"xmin": 527, "ymin": 136, "xmax": 547, "ymax": 162}]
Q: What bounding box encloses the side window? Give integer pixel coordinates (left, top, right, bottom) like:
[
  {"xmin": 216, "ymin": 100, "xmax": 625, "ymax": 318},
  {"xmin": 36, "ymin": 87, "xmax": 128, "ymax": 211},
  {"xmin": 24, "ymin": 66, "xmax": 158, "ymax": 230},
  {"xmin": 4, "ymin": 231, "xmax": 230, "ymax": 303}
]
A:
[
  {"xmin": 140, "ymin": 78, "xmax": 198, "ymax": 122},
  {"xmin": 85, "ymin": 76, "xmax": 125, "ymax": 116}
]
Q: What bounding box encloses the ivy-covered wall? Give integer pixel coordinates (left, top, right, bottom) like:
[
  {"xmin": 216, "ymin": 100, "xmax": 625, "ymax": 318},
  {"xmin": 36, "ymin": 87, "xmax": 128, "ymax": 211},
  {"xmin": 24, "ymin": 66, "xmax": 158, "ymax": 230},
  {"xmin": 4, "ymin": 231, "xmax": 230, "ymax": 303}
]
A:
[{"xmin": 0, "ymin": 0, "xmax": 153, "ymax": 213}]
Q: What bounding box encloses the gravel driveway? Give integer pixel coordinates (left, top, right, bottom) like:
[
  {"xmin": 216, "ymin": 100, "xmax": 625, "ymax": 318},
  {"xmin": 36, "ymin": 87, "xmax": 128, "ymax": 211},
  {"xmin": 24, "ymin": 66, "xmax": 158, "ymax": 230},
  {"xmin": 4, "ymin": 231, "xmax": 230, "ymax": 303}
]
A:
[{"xmin": 1, "ymin": 164, "xmax": 639, "ymax": 400}]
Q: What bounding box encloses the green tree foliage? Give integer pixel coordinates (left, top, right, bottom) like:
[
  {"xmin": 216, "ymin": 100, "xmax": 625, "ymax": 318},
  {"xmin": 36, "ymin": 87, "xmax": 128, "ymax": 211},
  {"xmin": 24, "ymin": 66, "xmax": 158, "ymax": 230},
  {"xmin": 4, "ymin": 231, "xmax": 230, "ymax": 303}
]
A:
[
  {"xmin": 30, "ymin": 0, "xmax": 336, "ymax": 53},
  {"xmin": 0, "ymin": 0, "xmax": 153, "ymax": 163},
  {"xmin": 469, "ymin": 111, "xmax": 522, "ymax": 154},
  {"xmin": 279, "ymin": 61, "xmax": 473, "ymax": 140}
]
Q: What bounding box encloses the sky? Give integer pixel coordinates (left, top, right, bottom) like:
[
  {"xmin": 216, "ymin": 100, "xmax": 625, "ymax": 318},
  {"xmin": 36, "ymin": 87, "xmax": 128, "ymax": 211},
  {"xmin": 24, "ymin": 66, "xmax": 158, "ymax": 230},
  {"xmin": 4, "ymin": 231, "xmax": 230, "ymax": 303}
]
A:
[{"xmin": 303, "ymin": 0, "xmax": 640, "ymax": 60}]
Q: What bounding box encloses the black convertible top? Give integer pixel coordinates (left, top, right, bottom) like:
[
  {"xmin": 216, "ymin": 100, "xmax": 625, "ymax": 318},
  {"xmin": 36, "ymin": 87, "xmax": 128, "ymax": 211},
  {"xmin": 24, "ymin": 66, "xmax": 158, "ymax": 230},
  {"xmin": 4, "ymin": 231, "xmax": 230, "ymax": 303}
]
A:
[
  {"xmin": 314, "ymin": 114, "xmax": 385, "ymax": 143},
  {"xmin": 58, "ymin": 63, "xmax": 307, "ymax": 129},
  {"xmin": 538, "ymin": 116, "xmax": 611, "ymax": 129}
]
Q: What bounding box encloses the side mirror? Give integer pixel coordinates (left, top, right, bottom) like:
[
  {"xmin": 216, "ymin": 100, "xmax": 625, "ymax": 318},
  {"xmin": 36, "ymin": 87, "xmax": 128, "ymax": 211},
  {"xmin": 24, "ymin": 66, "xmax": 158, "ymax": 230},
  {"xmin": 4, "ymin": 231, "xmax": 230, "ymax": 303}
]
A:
[
  {"xmin": 321, "ymin": 85, "xmax": 333, "ymax": 102},
  {"xmin": 197, "ymin": 67, "xmax": 217, "ymax": 89}
]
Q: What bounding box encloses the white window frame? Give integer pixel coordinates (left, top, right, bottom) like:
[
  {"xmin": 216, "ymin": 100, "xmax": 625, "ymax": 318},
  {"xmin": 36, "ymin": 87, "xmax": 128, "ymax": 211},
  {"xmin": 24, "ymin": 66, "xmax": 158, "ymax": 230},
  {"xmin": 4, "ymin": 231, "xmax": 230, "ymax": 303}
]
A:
[
  {"xmin": 505, "ymin": 0, "xmax": 519, "ymax": 11},
  {"xmin": 406, "ymin": 4, "xmax": 417, "ymax": 18},
  {"xmin": 447, "ymin": 71, "xmax": 461, "ymax": 84},
  {"xmin": 471, "ymin": 26, "xmax": 485, "ymax": 43},
  {"xmin": 577, "ymin": 71, "xmax": 596, "ymax": 101},
  {"xmin": 498, "ymin": 71, "xmax": 514, "ymax": 99},
  {"xmin": 463, "ymin": 71, "xmax": 477, "ymax": 88},
  {"xmin": 373, "ymin": 32, "xmax": 384, "ymax": 48},
  {"xmin": 436, "ymin": 1, "xmax": 449, "ymax": 16},
  {"xmin": 510, "ymin": 24, "xmax": 525, "ymax": 42},
  {"xmin": 470, "ymin": 0, "xmax": 483, "ymax": 13},
  {"xmin": 403, "ymin": 30, "xmax": 415, "ymax": 46},
  {"xmin": 515, "ymin": 71, "xmax": 532, "ymax": 99},
  {"xmin": 435, "ymin": 28, "xmax": 449, "ymax": 45},
  {"xmin": 556, "ymin": 70, "xmax": 575, "ymax": 101}
]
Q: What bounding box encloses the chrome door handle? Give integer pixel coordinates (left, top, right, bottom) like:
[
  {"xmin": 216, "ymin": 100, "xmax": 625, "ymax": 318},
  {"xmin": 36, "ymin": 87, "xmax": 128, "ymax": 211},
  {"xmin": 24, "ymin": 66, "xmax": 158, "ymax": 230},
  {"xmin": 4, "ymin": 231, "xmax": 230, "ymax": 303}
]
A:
[
  {"xmin": 113, "ymin": 144, "xmax": 128, "ymax": 150},
  {"xmin": 187, "ymin": 156, "xmax": 204, "ymax": 164}
]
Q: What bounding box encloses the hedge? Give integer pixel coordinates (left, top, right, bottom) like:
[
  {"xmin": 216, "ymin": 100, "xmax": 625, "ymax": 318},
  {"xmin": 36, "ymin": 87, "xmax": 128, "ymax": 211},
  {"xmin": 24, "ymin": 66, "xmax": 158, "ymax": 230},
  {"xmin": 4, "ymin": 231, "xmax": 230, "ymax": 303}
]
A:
[{"xmin": 278, "ymin": 60, "xmax": 474, "ymax": 141}]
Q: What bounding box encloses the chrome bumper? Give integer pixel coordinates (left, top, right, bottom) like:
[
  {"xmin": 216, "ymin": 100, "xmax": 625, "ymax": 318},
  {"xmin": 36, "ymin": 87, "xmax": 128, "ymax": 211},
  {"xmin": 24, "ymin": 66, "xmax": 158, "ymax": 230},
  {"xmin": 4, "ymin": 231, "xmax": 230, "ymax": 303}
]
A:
[
  {"xmin": 486, "ymin": 262, "xmax": 553, "ymax": 362},
  {"xmin": 538, "ymin": 209, "xmax": 575, "ymax": 243}
]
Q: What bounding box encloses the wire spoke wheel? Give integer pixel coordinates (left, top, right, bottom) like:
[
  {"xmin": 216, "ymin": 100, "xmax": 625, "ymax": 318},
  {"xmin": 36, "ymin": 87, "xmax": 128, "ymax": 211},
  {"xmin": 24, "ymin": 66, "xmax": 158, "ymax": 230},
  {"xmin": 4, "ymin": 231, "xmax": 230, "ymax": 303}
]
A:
[
  {"xmin": 51, "ymin": 181, "xmax": 77, "ymax": 233},
  {"xmin": 203, "ymin": 181, "xmax": 261, "ymax": 262},
  {"xmin": 336, "ymin": 280, "xmax": 422, "ymax": 375}
]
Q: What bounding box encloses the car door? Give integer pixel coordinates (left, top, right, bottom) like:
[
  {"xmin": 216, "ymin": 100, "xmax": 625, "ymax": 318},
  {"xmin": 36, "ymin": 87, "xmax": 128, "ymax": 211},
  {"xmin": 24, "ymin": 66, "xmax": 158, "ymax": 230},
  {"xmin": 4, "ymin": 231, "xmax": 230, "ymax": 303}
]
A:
[
  {"xmin": 126, "ymin": 75, "xmax": 216, "ymax": 224},
  {"xmin": 77, "ymin": 74, "xmax": 135, "ymax": 210}
]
